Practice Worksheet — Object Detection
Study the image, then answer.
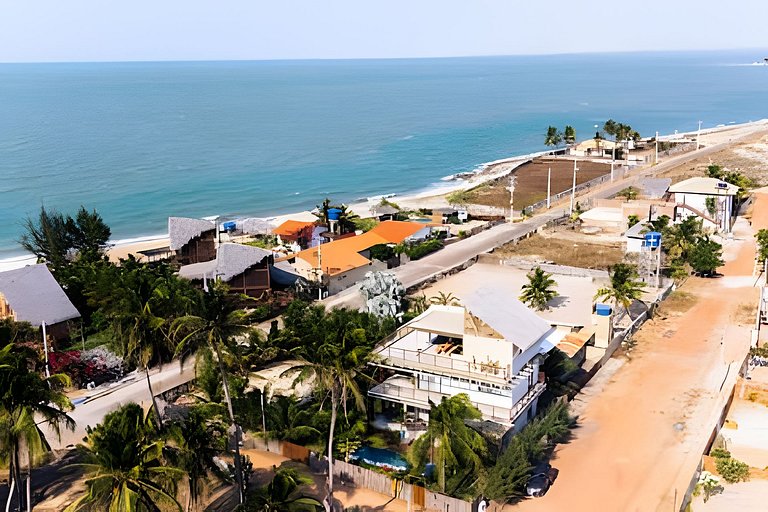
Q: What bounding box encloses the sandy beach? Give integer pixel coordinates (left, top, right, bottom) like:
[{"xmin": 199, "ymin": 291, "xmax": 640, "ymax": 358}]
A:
[{"xmin": 2, "ymin": 119, "xmax": 766, "ymax": 271}]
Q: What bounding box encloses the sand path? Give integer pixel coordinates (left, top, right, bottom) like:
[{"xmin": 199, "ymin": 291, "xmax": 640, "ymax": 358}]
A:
[{"xmin": 509, "ymin": 194, "xmax": 767, "ymax": 511}]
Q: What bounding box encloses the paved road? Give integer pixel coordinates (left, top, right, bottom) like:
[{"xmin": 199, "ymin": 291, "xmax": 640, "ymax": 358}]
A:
[
  {"xmin": 324, "ymin": 128, "xmax": 763, "ymax": 311},
  {"xmin": 43, "ymin": 359, "xmax": 196, "ymax": 450}
]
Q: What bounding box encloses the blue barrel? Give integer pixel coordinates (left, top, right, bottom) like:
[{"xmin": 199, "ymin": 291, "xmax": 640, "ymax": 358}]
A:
[
  {"xmin": 327, "ymin": 208, "xmax": 342, "ymax": 221},
  {"xmin": 595, "ymin": 303, "xmax": 612, "ymax": 316},
  {"xmin": 222, "ymin": 221, "xmax": 237, "ymax": 232},
  {"xmin": 644, "ymin": 231, "xmax": 661, "ymax": 248}
]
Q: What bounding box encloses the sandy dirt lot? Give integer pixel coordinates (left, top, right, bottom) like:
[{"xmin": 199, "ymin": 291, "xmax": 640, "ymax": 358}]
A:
[{"xmin": 509, "ymin": 192, "xmax": 768, "ymax": 512}]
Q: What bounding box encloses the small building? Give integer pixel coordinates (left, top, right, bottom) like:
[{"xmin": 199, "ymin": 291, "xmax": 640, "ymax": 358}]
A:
[
  {"xmin": 0, "ymin": 264, "xmax": 80, "ymax": 341},
  {"xmin": 178, "ymin": 243, "xmax": 273, "ymax": 297},
  {"xmin": 272, "ymin": 220, "xmax": 317, "ymax": 247},
  {"xmin": 369, "ymin": 204, "xmax": 400, "ymax": 221},
  {"xmin": 667, "ymin": 177, "xmax": 739, "ymax": 232},
  {"xmin": 369, "ymin": 289, "xmax": 567, "ymax": 432},
  {"xmin": 169, "ymin": 217, "xmax": 217, "ymax": 265},
  {"xmin": 569, "ymin": 139, "xmax": 620, "ymax": 158}
]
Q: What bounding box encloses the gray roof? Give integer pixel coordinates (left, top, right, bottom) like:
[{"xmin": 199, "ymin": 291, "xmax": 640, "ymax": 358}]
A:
[
  {"xmin": 178, "ymin": 243, "xmax": 271, "ymax": 282},
  {"xmin": 462, "ymin": 287, "xmax": 553, "ymax": 352},
  {"xmin": 624, "ymin": 221, "xmax": 647, "ymax": 239},
  {"xmin": 639, "ymin": 178, "xmax": 672, "ymax": 199},
  {"xmin": 371, "ymin": 204, "xmax": 399, "ymax": 216},
  {"xmin": 238, "ymin": 218, "xmax": 275, "ymax": 235},
  {"xmin": 0, "ymin": 264, "xmax": 80, "ymax": 326},
  {"xmin": 168, "ymin": 217, "xmax": 216, "ymax": 251}
]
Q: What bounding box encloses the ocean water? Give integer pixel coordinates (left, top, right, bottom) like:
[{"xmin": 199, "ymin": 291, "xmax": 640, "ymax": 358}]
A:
[{"xmin": 1, "ymin": 50, "xmax": 767, "ymax": 259}]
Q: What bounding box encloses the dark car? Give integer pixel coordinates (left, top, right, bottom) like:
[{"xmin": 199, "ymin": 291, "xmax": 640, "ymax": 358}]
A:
[{"xmin": 526, "ymin": 463, "xmax": 559, "ymax": 497}]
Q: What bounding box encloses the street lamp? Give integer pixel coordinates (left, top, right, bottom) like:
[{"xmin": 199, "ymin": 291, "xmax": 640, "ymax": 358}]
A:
[
  {"xmin": 570, "ymin": 160, "xmax": 579, "ymax": 215},
  {"xmin": 696, "ymin": 120, "xmax": 703, "ymax": 150}
]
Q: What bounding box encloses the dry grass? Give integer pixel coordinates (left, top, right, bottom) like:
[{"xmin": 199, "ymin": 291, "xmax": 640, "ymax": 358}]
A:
[
  {"xmin": 494, "ymin": 234, "xmax": 625, "ymax": 270},
  {"xmin": 735, "ymin": 301, "xmax": 758, "ymax": 326},
  {"xmin": 656, "ymin": 290, "xmax": 698, "ymax": 317}
]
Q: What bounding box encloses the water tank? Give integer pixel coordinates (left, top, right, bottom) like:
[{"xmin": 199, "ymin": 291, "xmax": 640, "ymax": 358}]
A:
[
  {"xmin": 595, "ymin": 303, "xmax": 612, "ymax": 316},
  {"xmin": 222, "ymin": 221, "xmax": 237, "ymax": 232},
  {"xmin": 644, "ymin": 231, "xmax": 662, "ymax": 248},
  {"xmin": 327, "ymin": 208, "xmax": 342, "ymax": 221}
]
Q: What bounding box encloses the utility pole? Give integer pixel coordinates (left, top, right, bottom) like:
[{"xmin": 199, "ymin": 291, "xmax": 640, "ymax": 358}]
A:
[
  {"xmin": 41, "ymin": 321, "xmax": 50, "ymax": 379},
  {"xmin": 317, "ymin": 243, "xmax": 323, "ymax": 301},
  {"xmin": 610, "ymin": 142, "xmax": 615, "ymax": 182},
  {"xmin": 546, "ymin": 167, "xmax": 551, "ymax": 209},
  {"xmin": 570, "ymin": 159, "xmax": 578, "ymax": 215},
  {"xmin": 696, "ymin": 120, "xmax": 703, "ymax": 150},
  {"xmin": 655, "ymin": 131, "xmax": 659, "ymax": 164},
  {"xmin": 508, "ymin": 176, "xmax": 517, "ymax": 221}
]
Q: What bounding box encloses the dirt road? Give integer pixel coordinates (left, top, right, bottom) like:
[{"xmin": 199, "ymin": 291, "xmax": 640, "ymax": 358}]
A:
[{"xmin": 510, "ymin": 194, "xmax": 768, "ymax": 512}]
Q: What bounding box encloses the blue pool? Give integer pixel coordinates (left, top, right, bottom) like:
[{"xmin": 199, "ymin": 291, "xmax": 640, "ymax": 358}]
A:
[{"xmin": 350, "ymin": 446, "xmax": 409, "ymax": 472}]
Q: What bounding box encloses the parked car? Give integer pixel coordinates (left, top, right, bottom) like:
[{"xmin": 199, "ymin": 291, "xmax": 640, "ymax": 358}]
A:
[{"xmin": 526, "ymin": 463, "xmax": 559, "ymax": 497}]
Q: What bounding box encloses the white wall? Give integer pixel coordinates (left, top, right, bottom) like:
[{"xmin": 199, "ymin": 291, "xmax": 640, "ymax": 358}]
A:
[
  {"xmin": 462, "ymin": 333, "xmax": 515, "ymax": 375},
  {"xmin": 674, "ymin": 192, "xmax": 733, "ymax": 232}
]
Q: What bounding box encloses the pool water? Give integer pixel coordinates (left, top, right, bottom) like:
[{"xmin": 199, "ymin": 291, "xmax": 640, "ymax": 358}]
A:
[{"xmin": 350, "ymin": 446, "xmax": 409, "ymax": 472}]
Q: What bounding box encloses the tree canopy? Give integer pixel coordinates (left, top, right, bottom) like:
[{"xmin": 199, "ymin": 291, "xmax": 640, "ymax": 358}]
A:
[{"xmin": 519, "ymin": 267, "xmax": 558, "ymax": 311}]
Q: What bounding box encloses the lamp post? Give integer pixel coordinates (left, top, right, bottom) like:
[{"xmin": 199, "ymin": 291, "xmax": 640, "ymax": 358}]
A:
[
  {"xmin": 508, "ymin": 176, "xmax": 517, "ymax": 222},
  {"xmin": 570, "ymin": 160, "xmax": 579, "ymax": 215},
  {"xmin": 546, "ymin": 167, "xmax": 552, "ymax": 209},
  {"xmin": 696, "ymin": 120, "xmax": 703, "ymax": 150},
  {"xmin": 655, "ymin": 131, "xmax": 659, "ymax": 164}
]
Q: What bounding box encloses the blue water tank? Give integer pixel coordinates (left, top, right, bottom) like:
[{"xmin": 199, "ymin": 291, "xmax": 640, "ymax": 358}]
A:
[
  {"xmin": 595, "ymin": 303, "xmax": 612, "ymax": 316},
  {"xmin": 222, "ymin": 221, "xmax": 237, "ymax": 232},
  {"xmin": 327, "ymin": 208, "xmax": 342, "ymax": 221},
  {"xmin": 644, "ymin": 231, "xmax": 662, "ymax": 248}
]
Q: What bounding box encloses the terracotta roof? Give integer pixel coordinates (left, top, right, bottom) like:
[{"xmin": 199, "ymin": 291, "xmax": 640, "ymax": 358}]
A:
[
  {"xmin": 295, "ymin": 221, "xmax": 428, "ymax": 277},
  {"xmin": 273, "ymin": 220, "xmax": 316, "ymax": 237},
  {"xmin": 369, "ymin": 221, "xmax": 426, "ymax": 243}
]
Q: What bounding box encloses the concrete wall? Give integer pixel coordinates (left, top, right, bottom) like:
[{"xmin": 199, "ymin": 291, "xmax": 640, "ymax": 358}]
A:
[{"xmin": 462, "ymin": 333, "xmax": 514, "ymax": 371}]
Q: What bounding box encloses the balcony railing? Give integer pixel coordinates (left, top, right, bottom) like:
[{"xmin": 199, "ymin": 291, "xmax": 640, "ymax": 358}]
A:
[{"xmin": 374, "ymin": 344, "xmax": 512, "ymax": 383}]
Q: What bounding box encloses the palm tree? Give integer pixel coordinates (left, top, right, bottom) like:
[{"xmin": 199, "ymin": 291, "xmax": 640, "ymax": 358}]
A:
[
  {"xmin": 283, "ymin": 308, "xmax": 376, "ymax": 512},
  {"xmin": 519, "ymin": 267, "xmax": 558, "ymax": 311},
  {"xmin": 544, "ymin": 126, "xmax": 562, "ymax": 149},
  {"xmin": 408, "ymin": 394, "xmax": 488, "ymax": 494},
  {"xmin": 594, "ymin": 263, "xmax": 645, "ymax": 322},
  {"xmin": 172, "ymin": 284, "xmax": 250, "ymax": 505},
  {"xmin": 165, "ymin": 408, "xmax": 228, "ymax": 511},
  {"xmin": 429, "ymin": 291, "xmax": 460, "ymax": 306},
  {"xmin": 65, "ymin": 403, "xmax": 183, "ymax": 512},
  {"xmin": 563, "ymin": 125, "xmax": 576, "ymax": 145},
  {"xmin": 245, "ymin": 467, "xmax": 322, "ymax": 512},
  {"xmin": 0, "ymin": 342, "xmax": 75, "ymax": 512}
]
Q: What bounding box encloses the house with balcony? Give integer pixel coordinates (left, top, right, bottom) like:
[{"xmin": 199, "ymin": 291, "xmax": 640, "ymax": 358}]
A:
[
  {"xmin": 368, "ymin": 287, "xmax": 568, "ymax": 433},
  {"xmin": 667, "ymin": 177, "xmax": 739, "ymax": 233}
]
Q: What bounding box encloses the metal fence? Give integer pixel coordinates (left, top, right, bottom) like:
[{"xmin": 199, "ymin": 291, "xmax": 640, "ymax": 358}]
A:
[{"xmin": 526, "ymin": 168, "xmax": 625, "ymax": 213}]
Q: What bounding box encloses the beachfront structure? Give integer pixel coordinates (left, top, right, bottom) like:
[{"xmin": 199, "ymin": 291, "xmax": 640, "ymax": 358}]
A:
[
  {"xmin": 272, "ymin": 220, "xmax": 317, "ymax": 247},
  {"xmin": 169, "ymin": 217, "xmax": 217, "ymax": 265},
  {"xmin": 369, "ymin": 289, "xmax": 568, "ymax": 432},
  {"xmin": 178, "ymin": 243, "xmax": 272, "ymax": 297},
  {"xmin": 667, "ymin": 177, "xmax": 739, "ymax": 233},
  {"xmin": 0, "ymin": 264, "xmax": 80, "ymax": 340},
  {"xmin": 293, "ymin": 221, "xmax": 428, "ymax": 295},
  {"xmin": 569, "ymin": 138, "xmax": 620, "ymax": 158}
]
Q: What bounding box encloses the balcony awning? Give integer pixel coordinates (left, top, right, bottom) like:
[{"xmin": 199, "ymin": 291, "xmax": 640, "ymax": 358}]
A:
[{"xmin": 408, "ymin": 307, "xmax": 464, "ymax": 338}]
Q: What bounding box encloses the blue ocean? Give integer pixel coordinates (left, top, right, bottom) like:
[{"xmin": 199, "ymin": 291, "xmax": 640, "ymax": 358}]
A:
[{"xmin": 1, "ymin": 50, "xmax": 766, "ymax": 259}]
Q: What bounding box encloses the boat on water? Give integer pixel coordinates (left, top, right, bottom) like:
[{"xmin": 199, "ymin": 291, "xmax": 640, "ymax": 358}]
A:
[{"xmin": 750, "ymin": 58, "xmax": 768, "ymax": 66}]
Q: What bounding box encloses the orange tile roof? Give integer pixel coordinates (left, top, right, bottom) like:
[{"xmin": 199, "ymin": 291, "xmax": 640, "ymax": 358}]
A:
[
  {"xmin": 369, "ymin": 221, "xmax": 426, "ymax": 243},
  {"xmin": 273, "ymin": 220, "xmax": 316, "ymax": 237},
  {"xmin": 295, "ymin": 221, "xmax": 427, "ymax": 277},
  {"xmin": 557, "ymin": 328, "xmax": 595, "ymax": 358}
]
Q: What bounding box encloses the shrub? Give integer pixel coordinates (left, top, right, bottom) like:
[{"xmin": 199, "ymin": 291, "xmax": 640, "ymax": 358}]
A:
[
  {"xmin": 715, "ymin": 456, "xmax": 750, "ymax": 483},
  {"xmin": 404, "ymin": 239, "xmax": 444, "ymax": 260},
  {"xmin": 710, "ymin": 447, "xmax": 731, "ymax": 459}
]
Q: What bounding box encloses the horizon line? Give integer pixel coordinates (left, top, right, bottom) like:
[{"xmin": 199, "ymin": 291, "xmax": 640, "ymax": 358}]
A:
[{"xmin": 2, "ymin": 46, "xmax": 767, "ymax": 65}]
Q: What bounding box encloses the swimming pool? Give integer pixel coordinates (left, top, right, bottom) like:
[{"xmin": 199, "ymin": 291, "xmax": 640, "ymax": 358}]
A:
[{"xmin": 350, "ymin": 446, "xmax": 409, "ymax": 472}]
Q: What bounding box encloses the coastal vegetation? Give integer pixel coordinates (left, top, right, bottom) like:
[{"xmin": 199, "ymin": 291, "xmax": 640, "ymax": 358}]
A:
[
  {"xmin": 594, "ymin": 263, "xmax": 645, "ymax": 320},
  {"xmin": 544, "ymin": 125, "xmax": 576, "ymax": 148}
]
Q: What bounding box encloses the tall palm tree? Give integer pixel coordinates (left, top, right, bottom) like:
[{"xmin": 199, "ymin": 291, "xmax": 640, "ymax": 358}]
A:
[
  {"xmin": 65, "ymin": 403, "xmax": 183, "ymax": 512},
  {"xmin": 283, "ymin": 308, "xmax": 376, "ymax": 512},
  {"xmin": 594, "ymin": 263, "xmax": 645, "ymax": 322},
  {"xmin": 408, "ymin": 394, "xmax": 488, "ymax": 494},
  {"xmin": 165, "ymin": 408, "xmax": 227, "ymax": 512},
  {"xmin": 0, "ymin": 342, "xmax": 75, "ymax": 512},
  {"xmin": 172, "ymin": 284, "xmax": 250, "ymax": 505},
  {"xmin": 245, "ymin": 467, "xmax": 322, "ymax": 512},
  {"xmin": 519, "ymin": 267, "xmax": 558, "ymax": 311}
]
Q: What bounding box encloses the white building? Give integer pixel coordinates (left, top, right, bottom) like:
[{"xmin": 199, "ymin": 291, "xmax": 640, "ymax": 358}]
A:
[
  {"xmin": 667, "ymin": 177, "xmax": 739, "ymax": 233},
  {"xmin": 368, "ymin": 288, "xmax": 568, "ymax": 432}
]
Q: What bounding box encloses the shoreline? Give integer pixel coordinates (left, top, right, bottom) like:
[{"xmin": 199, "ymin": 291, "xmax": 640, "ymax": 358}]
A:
[{"xmin": 2, "ymin": 119, "xmax": 767, "ymax": 271}]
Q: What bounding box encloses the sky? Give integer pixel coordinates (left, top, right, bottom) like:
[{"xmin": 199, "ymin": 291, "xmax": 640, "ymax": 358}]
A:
[{"xmin": 1, "ymin": 0, "xmax": 767, "ymax": 63}]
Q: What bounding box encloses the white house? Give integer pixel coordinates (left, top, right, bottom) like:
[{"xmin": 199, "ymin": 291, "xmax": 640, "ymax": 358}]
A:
[
  {"xmin": 368, "ymin": 288, "xmax": 568, "ymax": 433},
  {"xmin": 667, "ymin": 177, "xmax": 739, "ymax": 233}
]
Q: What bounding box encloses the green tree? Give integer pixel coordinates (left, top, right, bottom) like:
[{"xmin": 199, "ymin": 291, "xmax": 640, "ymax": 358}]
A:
[
  {"xmin": 544, "ymin": 126, "xmax": 562, "ymax": 149},
  {"xmin": 65, "ymin": 403, "xmax": 183, "ymax": 512},
  {"xmin": 519, "ymin": 267, "xmax": 558, "ymax": 311},
  {"xmin": 705, "ymin": 197, "xmax": 718, "ymax": 217},
  {"xmin": 173, "ymin": 284, "xmax": 251, "ymax": 505},
  {"xmin": 646, "ymin": 215, "xmax": 671, "ymax": 233},
  {"xmin": 0, "ymin": 342, "xmax": 75, "ymax": 512},
  {"xmin": 19, "ymin": 206, "xmax": 111, "ymax": 269},
  {"xmin": 429, "ymin": 291, "xmax": 460, "ymax": 306},
  {"xmin": 688, "ymin": 236, "xmax": 724, "ymax": 276},
  {"xmin": 242, "ymin": 467, "xmax": 323, "ymax": 512},
  {"xmin": 408, "ymin": 394, "xmax": 488, "ymax": 496},
  {"xmin": 616, "ymin": 186, "xmax": 638, "ymax": 201},
  {"xmin": 166, "ymin": 407, "xmax": 228, "ymax": 512},
  {"xmin": 280, "ymin": 306, "xmax": 380, "ymax": 511},
  {"xmin": 627, "ymin": 215, "xmax": 640, "ymax": 228},
  {"xmin": 563, "ymin": 125, "xmax": 576, "ymax": 145},
  {"xmin": 594, "ymin": 263, "xmax": 645, "ymax": 321},
  {"xmin": 755, "ymin": 228, "xmax": 768, "ymax": 263}
]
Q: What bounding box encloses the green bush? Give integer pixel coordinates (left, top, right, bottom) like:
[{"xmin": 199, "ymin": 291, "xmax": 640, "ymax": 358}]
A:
[
  {"xmin": 404, "ymin": 239, "xmax": 444, "ymax": 260},
  {"xmin": 710, "ymin": 448, "xmax": 731, "ymax": 459},
  {"xmin": 715, "ymin": 456, "xmax": 750, "ymax": 484}
]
